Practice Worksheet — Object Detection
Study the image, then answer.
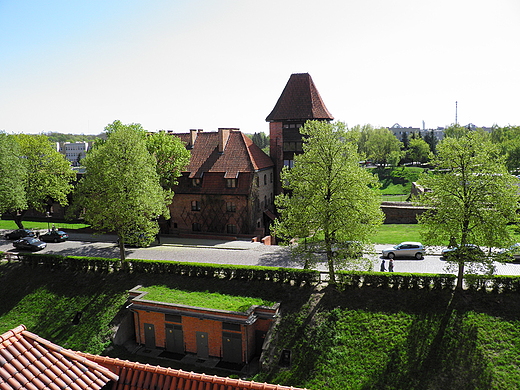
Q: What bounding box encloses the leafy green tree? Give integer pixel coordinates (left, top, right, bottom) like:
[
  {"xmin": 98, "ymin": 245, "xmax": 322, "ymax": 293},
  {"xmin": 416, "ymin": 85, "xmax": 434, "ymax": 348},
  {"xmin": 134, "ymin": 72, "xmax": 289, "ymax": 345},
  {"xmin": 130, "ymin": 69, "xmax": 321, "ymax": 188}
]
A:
[
  {"xmin": 407, "ymin": 138, "xmax": 430, "ymax": 165},
  {"xmin": 490, "ymin": 125, "xmax": 520, "ymax": 172},
  {"xmin": 249, "ymin": 132, "xmax": 270, "ymax": 152},
  {"xmin": 416, "ymin": 132, "xmax": 520, "ymax": 289},
  {"xmin": 145, "ymin": 131, "xmax": 190, "ymax": 190},
  {"xmin": 7, "ymin": 134, "xmax": 75, "ymax": 228},
  {"xmin": 0, "ymin": 132, "xmax": 27, "ymax": 218},
  {"xmin": 274, "ymin": 121, "xmax": 384, "ymax": 283},
  {"xmin": 74, "ymin": 123, "xmax": 170, "ymax": 262},
  {"xmin": 359, "ymin": 126, "xmax": 403, "ymax": 166},
  {"xmin": 423, "ymin": 130, "xmax": 438, "ymax": 154}
]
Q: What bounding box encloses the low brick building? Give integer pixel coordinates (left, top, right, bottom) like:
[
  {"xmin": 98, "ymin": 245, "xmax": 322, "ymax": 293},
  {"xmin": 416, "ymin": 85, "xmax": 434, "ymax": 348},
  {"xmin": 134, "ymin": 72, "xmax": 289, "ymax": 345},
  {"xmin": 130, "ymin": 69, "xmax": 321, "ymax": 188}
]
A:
[
  {"xmin": 167, "ymin": 128, "xmax": 275, "ymax": 238},
  {"xmin": 128, "ymin": 285, "xmax": 280, "ymax": 366}
]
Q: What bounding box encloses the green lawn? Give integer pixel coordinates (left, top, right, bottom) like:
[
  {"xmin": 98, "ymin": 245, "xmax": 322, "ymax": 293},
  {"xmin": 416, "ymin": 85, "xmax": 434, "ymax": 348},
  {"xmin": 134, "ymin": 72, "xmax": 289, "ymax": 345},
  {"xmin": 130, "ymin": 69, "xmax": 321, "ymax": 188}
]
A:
[
  {"xmin": 0, "ymin": 219, "xmax": 89, "ymax": 231},
  {"xmin": 138, "ymin": 285, "xmax": 275, "ymax": 312}
]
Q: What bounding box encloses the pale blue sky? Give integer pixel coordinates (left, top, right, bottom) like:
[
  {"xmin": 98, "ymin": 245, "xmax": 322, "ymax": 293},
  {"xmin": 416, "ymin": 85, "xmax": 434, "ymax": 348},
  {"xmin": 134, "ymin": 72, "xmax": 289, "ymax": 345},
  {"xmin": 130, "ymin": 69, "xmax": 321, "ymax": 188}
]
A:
[{"xmin": 1, "ymin": 0, "xmax": 519, "ymax": 134}]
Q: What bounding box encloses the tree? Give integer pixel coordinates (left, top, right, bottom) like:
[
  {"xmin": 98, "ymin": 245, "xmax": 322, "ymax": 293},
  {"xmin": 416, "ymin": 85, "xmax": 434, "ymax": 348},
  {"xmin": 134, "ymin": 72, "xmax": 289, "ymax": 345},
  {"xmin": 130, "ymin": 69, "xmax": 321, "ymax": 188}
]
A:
[
  {"xmin": 7, "ymin": 134, "xmax": 75, "ymax": 228},
  {"xmin": 250, "ymin": 132, "xmax": 269, "ymax": 152},
  {"xmin": 0, "ymin": 132, "xmax": 27, "ymax": 218},
  {"xmin": 423, "ymin": 130, "xmax": 438, "ymax": 154},
  {"xmin": 415, "ymin": 132, "xmax": 520, "ymax": 289},
  {"xmin": 407, "ymin": 138, "xmax": 430, "ymax": 165},
  {"xmin": 359, "ymin": 126, "xmax": 403, "ymax": 166},
  {"xmin": 144, "ymin": 131, "xmax": 190, "ymax": 190},
  {"xmin": 74, "ymin": 123, "xmax": 170, "ymax": 262},
  {"xmin": 274, "ymin": 121, "xmax": 384, "ymax": 283}
]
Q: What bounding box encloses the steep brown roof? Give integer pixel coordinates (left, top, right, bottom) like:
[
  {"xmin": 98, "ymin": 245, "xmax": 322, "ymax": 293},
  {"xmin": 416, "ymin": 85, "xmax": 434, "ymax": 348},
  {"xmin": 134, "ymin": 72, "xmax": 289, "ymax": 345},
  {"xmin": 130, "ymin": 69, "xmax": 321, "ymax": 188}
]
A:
[
  {"xmin": 266, "ymin": 73, "xmax": 334, "ymax": 122},
  {"xmin": 82, "ymin": 353, "xmax": 306, "ymax": 390},
  {"xmin": 176, "ymin": 130, "xmax": 273, "ymax": 179},
  {"xmin": 0, "ymin": 325, "xmax": 118, "ymax": 390}
]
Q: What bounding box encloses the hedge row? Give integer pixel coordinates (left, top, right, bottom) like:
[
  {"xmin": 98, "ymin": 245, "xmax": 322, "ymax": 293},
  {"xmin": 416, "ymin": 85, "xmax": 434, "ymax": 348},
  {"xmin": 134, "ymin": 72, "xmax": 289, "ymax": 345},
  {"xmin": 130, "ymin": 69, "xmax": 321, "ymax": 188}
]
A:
[
  {"xmin": 3, "ymin": 251, "xmax": 520, "ymax": 292},
  {"xmin": 336, "ymin": 271, "xmax": 457, "ymax": 290},
  {"xmin": 12, "ymin": 253, "xmax": 320, "ymax": 287}
]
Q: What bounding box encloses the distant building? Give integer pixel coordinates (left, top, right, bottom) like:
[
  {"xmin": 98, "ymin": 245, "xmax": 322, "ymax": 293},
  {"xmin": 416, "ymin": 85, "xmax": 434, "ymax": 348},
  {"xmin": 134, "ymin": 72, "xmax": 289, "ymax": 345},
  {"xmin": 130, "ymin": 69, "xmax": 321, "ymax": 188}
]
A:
[
  {"xmin": 266, "ymin": 73, "xmax": 334, "ymax": 195},
  {"xmin": 168, "ymin": 128, "xmax": 274, "ymax": 238},
  {"xmin": 59, "ymin": 141, "xmax": 90, "ymax": 166}
]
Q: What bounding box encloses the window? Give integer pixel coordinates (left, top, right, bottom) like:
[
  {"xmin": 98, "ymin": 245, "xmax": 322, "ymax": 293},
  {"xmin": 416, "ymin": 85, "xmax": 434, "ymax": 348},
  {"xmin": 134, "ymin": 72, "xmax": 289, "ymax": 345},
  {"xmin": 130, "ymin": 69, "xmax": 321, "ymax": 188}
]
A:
[
  {"xmin": 191, "ymin": 178, "xmax": 202, "ymax": 187},
  {"xmin": 226, "ymin": 178, "xmax": 237, "ymax": 188},
  {"xmin": 192, "ymin": 222, "xmax": 201, "ymax": 232},
  {"xmin": 223, "ymin": 322, "xmax": 241, "ymax": 331},
  {"xmin": 283, "ymin": 160, "xmax": 294, "ymax": 168},
  {"xmin": 264, "ymin": 174, "xmax": 267, "ymax": 185},
  {"xmin": 165, "ymin": 314, "xmax": 182, "ymax": 323},
  {"xmin": 227, "ymin": 224, "xmax": 237, "ymax": 234},
  {"xmin": 255, "ymin": 176, "xmax": 259, "ymax": 186},
  {"xmin": 270, "ymin": 172, "xmax": 273, "ymax": 183},
  {"xmin": 226, "ymin": 202, "xmax": 236, "ymax": 212},
  {"xmin": 191, "ymin": 200, "xmax": 200, "ymax": 211}
]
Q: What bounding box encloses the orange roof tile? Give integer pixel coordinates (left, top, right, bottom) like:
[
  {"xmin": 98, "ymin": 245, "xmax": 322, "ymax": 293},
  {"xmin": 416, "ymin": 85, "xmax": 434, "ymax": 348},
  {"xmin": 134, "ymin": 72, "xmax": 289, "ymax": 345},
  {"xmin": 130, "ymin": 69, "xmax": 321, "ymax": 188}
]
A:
[
  {"xmin": 1, "ymin": 326, "xmax": 306, "ymax": 390},
  {"xmin": 266, "ymin": 73, "xmax": 334, "ymax": 122},
  {"xmin": 79, "ymin": 353, "xmax": 307, "ymax": 390},
  {"xmin": 0, "ymin": 325, "xmax": 118, "ymax": 390}
]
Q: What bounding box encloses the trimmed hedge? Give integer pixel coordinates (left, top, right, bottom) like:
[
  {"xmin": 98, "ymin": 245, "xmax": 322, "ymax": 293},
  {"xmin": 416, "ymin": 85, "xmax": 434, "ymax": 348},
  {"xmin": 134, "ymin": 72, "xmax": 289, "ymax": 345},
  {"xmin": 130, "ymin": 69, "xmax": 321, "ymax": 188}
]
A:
[
  {"xmin": 337, "ymin": 271, "xmax": 457, "ymax": 290},
  {"xmin": 15, "ymin": 253, "xmax": 320, "ymax": 287}
]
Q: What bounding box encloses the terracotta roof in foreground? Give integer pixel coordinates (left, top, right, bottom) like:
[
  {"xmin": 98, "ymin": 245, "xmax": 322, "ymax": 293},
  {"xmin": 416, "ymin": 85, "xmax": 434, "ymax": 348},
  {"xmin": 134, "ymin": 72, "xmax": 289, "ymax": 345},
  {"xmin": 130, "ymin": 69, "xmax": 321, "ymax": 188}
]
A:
[
  {"xmin": 0, "ymin": 325, "xmax": 118, "ymax": 390},
  {"xmin": 81, "ymin": 353, "xmax": 307, "ymax": 390},
  {"xmin": 0, "ymin": 325, "xmax": 306, "ymax": 390},
  {"xmin": 265, "ymin": 73, "xmax": 334, "ymax": 122}
]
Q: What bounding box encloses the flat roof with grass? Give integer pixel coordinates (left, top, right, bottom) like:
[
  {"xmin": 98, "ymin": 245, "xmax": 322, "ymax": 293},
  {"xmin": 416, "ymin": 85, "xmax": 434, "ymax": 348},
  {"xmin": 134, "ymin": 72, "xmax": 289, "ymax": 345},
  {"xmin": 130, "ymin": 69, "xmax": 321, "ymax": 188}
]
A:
[{"xmin": 138, "ymin": 285, "xmax": 276, "ymax": 312}]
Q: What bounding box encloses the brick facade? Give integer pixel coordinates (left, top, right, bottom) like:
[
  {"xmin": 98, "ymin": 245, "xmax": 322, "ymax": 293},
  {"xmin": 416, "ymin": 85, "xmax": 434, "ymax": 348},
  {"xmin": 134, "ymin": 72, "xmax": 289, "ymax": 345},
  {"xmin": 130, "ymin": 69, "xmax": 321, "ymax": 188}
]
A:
[{"xmin": 128, "ymin": 286, "xmax": 279, "ymax": 364}]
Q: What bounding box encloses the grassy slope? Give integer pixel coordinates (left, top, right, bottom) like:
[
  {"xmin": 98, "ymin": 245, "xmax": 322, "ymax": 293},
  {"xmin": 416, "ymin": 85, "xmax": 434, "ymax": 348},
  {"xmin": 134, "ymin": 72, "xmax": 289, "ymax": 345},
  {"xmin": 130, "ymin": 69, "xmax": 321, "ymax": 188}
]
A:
[
  {"xmin": 2, "ymin": 263, "xmax": 520, "ymax": 389},
  {"xmin": 255, "ymin": 286, "xmax": 520, "ymax": 390}
]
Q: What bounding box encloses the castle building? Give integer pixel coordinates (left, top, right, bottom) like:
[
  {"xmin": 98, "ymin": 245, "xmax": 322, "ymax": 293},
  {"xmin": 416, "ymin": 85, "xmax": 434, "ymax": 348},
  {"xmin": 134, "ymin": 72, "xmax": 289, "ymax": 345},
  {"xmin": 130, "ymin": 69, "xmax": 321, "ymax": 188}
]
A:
[
  {"xmin": 168, "ymin": 128, "xmax": 274, "ymax": 238},
  {"xmin": 266, "ymin": 73, "xmax": 334, "ymax": 195}
]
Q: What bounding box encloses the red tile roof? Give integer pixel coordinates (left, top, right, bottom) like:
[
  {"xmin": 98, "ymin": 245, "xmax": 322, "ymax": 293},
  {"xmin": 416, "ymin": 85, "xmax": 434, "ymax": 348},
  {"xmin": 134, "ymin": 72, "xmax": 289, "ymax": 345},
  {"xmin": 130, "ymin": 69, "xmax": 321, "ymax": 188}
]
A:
[
  {"xmin": 0, "ymin": 325, "xmax": 118, "ymax": 390},
  {"xmin": 265, "ymin": 73, "xmax": 334, "ymax": 122},
  {"xmin": 1, "ymin": 326, "xmax": 307, "ymax": 390},
  {"xmin": 175, "ymin": 130, "xmax": 273, "ymax": 179},
  {"xmin": 80, "ymin": 353, "xmax": 306, "ymax": 390}
]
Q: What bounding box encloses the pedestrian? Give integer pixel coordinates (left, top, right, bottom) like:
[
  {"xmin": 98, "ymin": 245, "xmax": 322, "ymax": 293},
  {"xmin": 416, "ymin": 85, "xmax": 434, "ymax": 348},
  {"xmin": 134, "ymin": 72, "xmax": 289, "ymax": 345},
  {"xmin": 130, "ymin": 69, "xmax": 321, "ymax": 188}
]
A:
[
  {"xmin": 380, "ymin": 259, "xmax": 386, "ymax": 272},
  {"xmin": 35, "ymin": 231, "xmax": 40, "ymax": 239},
  {"xmin": 389, "ymin": 259, "xmax": 394, "ymax": 272}
]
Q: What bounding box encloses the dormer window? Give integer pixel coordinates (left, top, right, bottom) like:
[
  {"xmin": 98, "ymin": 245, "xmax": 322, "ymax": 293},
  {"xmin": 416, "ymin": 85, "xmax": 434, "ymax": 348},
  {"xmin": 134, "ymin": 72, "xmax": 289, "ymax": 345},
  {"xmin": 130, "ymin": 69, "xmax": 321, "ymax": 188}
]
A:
[
  {"xmin": 191, "ymin": 178, "xmax": 202, "ymax": 187},
  {"xmin": 226, "ymin": 178, "xmax": 237, "ymax": 188}
]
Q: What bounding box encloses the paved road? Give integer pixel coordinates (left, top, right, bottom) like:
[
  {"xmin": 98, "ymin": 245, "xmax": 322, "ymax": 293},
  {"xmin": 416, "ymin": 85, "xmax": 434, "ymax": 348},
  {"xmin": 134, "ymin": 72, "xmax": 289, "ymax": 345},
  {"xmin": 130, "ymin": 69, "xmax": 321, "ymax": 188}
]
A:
[{"xmin": 2, "ymin": 230, "xmax": 520, "ymax": 276}]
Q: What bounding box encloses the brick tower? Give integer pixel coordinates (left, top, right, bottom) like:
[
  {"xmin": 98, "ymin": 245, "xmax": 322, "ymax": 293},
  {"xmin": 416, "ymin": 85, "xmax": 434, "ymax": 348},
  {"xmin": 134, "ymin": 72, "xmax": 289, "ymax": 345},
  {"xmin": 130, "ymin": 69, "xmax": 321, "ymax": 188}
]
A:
[{"xmin": 266, "ymin": 73, "xmax": 334, "ymax": 195}]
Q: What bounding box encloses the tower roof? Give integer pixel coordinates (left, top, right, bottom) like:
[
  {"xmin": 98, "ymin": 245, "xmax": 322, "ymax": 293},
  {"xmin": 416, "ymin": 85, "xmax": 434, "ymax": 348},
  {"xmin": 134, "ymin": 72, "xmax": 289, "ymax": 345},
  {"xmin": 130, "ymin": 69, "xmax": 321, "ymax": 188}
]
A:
[{"xmin": 266, "ymin": 73, "xmax": 334, "ymax": 122}]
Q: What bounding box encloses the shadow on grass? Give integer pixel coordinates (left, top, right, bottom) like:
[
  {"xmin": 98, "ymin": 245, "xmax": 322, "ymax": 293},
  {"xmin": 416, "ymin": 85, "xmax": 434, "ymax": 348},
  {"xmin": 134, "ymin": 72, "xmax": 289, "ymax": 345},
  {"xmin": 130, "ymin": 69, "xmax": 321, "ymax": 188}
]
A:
[{"xmin": 362, "ymin": 292, "xmax": 493, "ymax": 390}]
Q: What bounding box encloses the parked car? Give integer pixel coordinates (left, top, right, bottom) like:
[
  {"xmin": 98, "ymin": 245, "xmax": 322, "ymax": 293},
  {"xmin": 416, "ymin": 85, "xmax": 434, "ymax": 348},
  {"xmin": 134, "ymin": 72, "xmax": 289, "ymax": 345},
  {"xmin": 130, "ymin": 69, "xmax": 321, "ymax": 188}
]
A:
[
  {"xmin": 40, "ymin": 230, "xmax": 69, "ymax": 243},
  {"xmin": 4, "ymin": 229, "xmax": 35, "ymax": 240},
  {"xmin": 382, "ymin": 242, "xmax": 425, "ymax": 259},
  {"xmin": 441, "ymin": 244, "xmax": 484, "ymax": 260},
  {"xmin": 497, "ymin": 243, "xmax": 520, "ymax": 263},
  {"xmin": 12, "ymin": 237, "xmax": 47, "ymax": 251}
]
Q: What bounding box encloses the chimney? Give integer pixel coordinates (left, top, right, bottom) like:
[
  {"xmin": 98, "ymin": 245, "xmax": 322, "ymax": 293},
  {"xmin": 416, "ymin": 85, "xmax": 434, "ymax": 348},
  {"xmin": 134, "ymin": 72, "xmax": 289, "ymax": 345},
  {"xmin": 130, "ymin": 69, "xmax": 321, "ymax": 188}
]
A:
[
  {"xmin": 189, "ymin": 129, "xmax": 199, "ymax": 148},
  {"xmin": 218, "ymin": 128, "xmax": 234, "ymax": 153}
]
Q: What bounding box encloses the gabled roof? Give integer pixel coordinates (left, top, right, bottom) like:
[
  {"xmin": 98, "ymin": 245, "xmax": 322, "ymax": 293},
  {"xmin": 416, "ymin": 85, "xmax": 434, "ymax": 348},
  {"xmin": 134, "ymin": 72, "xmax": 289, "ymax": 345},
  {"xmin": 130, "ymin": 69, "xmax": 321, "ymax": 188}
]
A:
[
  {"xmin": 266, "ymin": 73, "xmax": 334, "ymax": 122},
  {"xmin": 82, "ymin": 353, "xmax": 306, "ymax": 390},
  {"xmin": 176, "ymin": 130, "xmax": 273, "ymax": 179},
  {"xmin": 0, "ymin": 325, "xmax": 118, "ymax": 390},
  {"xmin": 1, "ymin": 325, "xmax": 306, "ymax": 390}
]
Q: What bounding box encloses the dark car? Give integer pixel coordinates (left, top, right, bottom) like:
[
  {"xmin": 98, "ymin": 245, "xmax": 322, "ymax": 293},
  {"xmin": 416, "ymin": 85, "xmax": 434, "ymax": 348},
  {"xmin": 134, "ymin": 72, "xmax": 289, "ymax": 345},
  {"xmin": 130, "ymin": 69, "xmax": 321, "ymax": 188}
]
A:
[
  {"xmin": 40, "ymin": 230, "xmax": 69, "ymax": 243},
  {"xmin": 4, "ymin": 229, "xmax": 35, "ymax": 240},
  {"xmin": 12, "ymin": 237, "xmax": 47, "ymax": 251},
  {"xmin": 441, "ymin": 244, "xmax": 484, "ymax": 260}
]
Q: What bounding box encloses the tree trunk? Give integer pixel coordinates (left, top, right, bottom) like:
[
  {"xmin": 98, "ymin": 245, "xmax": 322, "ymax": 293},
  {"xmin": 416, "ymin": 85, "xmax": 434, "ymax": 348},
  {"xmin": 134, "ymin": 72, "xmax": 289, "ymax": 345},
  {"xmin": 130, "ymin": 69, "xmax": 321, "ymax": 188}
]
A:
[
  {"xmin": 9, "ymin": 211, "xmax": 25, "ymax": 229},
  {"xmin": 118, "ymin": 238, "xmax": 127, "ymax": 270},
  {"xmin": 456, "ymin": 261, "xmax": 464, "ymax": 290}
]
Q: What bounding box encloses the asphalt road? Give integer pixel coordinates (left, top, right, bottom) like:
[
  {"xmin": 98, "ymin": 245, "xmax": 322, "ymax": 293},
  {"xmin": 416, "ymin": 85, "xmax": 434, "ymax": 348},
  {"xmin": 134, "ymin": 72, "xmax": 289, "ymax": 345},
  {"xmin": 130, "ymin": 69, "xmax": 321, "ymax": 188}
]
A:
[{"xmin": 2, "ymin": 230, "xmax": 520, "ymax": 276}]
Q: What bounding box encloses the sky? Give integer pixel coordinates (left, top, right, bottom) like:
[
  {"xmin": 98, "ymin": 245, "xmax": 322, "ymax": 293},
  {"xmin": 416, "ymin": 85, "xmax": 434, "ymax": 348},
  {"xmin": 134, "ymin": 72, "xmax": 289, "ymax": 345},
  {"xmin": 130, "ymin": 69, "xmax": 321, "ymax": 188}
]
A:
[{"xmin": 1, "ymin": 0, "xmax": 519, "ymax": 135}]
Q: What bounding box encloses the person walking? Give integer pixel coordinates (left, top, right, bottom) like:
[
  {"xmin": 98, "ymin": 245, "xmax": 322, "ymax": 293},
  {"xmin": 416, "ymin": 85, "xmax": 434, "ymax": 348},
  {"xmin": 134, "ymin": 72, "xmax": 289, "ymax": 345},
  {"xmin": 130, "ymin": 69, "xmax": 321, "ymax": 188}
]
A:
[
  {"xmin": 389, "ymin": 259, "xmax": 394, "ymax": 272},
  {"xmin": 380, "ymin": 259, "xmax": 386, "ymax": 272}
]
